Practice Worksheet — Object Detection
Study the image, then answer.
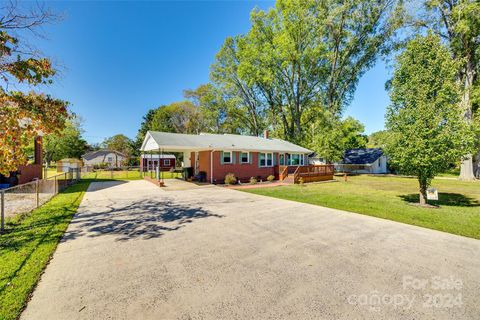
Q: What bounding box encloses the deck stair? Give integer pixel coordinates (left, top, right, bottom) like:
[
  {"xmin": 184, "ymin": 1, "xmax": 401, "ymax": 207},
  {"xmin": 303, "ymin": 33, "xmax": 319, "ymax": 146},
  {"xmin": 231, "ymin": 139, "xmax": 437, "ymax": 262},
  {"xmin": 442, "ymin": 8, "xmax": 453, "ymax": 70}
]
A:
[{"xmin": 282, "ymin": 175, "xmax": 295, "ymax": 184}]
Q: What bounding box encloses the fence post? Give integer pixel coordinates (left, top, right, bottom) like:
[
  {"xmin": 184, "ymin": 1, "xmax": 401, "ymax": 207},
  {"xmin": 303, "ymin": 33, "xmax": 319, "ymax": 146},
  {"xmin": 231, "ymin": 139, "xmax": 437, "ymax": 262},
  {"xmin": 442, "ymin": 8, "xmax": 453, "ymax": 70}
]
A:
[
  {"xmin": 35, "ymin": 179, "xmax": 39, "ymax": 208},
  {"xmin": 1, "ymin": 190, "xmax": 4, "ymax": 233},
  {"xmin": 54, "ymin": 176, "xmax": 58, "ymax": 195}
]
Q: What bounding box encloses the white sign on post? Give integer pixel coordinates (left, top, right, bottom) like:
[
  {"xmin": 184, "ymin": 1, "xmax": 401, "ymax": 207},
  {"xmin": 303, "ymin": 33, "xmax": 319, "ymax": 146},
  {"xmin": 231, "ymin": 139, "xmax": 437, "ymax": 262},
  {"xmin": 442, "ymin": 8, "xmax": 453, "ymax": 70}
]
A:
[{"xmin": 427, "ymin": 188, "xmax": 438, "ymax": 201}]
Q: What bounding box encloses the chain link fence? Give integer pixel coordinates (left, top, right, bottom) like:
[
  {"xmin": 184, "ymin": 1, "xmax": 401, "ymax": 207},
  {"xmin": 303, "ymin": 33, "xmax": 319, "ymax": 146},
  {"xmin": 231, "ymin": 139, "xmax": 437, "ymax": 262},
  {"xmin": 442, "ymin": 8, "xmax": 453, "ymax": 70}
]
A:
[
  {"xmin": 81, "ymin": 166, "xmax": 143, "ymax": 180},
  {"xmin": 0, "ymin": 169, "xmax": 80, "ymax": 233}
]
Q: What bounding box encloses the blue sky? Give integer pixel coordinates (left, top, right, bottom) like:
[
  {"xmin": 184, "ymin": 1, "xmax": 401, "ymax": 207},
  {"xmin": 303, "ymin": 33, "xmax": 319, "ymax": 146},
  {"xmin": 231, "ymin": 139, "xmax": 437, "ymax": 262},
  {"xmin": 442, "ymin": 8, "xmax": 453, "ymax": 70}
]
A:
[{"xmin": 37, "ymin": 1, "xmax": 391, "ymax": 144}]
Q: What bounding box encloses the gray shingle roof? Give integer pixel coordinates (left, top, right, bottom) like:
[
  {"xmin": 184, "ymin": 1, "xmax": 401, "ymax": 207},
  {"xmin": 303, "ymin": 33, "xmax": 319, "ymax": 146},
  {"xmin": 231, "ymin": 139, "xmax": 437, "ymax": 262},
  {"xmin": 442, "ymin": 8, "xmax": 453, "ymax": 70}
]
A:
[
  {"xmin": 82, "ymin": 150, "xmax": 126, "ymax": 161},
  {"xmin": 342, "ymin": 148, "xmax": 383, "ymax": 165},
  {"xmin": 142, "ymin": 131, "xmax": 312, "ymax": 153}
]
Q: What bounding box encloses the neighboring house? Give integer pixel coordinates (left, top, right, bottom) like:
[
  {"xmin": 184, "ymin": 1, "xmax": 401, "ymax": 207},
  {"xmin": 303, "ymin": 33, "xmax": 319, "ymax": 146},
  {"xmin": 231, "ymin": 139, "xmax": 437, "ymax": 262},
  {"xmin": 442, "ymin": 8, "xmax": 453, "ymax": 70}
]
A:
[
  {"xmin": 309, "ymin": 153, "xmax": 326, "ymax": 165},
  {"xmin": 335, "ymin": 148, "xmax": 388, "ymax": 174},
  {"xmin": 140, "ymin": 130, "xmax": 321, "ymax": 183},
  {"xmin": 82, "ymin": 150, "xmax": 127, "ymax": 168},
  {"xmin": 140, "ymin": 154, "xmax": 176, "ymax": 172}
]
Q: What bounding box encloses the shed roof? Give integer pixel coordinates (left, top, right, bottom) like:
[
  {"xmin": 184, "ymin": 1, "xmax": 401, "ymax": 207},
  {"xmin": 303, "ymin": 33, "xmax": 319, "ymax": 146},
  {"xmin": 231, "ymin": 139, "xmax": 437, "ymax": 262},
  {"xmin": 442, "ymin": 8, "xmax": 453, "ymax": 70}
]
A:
[
  {"xmin": 342, "ymin": 148, "xmax": 384, "ymax": 165},
  {"xmin": 141, "ymin": 131, "xmax": 312, "ymax": 153}
]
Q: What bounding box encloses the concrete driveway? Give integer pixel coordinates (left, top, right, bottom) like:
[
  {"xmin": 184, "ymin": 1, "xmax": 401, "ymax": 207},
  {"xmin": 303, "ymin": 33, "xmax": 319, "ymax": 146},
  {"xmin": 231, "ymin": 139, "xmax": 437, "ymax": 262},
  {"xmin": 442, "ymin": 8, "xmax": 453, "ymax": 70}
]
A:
[{"xmin": 22, "ymin": 180, "xmax": 480, "ymax": 319}]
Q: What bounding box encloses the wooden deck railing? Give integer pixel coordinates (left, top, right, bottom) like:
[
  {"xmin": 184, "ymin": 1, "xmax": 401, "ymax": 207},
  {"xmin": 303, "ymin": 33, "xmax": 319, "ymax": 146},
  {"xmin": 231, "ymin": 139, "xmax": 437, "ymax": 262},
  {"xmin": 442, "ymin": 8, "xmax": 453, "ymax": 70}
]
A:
[
  {"xmin": 294, "ymin": 164, "xmax": 334, "ymax": 183},
  {"xmin": 279, "ymin": 165, "xmax": 288, "ymax": 181},
  {"xmin": 278, "ymin": 165, "xmax": 334, "ymax": 183},
  {"xmin": 293, "ymin": 166, "xmax": 301, "ymax": 183}
]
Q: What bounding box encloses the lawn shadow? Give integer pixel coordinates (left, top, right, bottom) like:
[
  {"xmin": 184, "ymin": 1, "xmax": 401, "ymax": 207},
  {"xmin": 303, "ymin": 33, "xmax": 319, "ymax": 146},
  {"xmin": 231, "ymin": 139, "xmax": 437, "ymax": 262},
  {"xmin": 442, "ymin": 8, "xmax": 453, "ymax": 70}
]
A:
[
  {"xmin": 63, "ymin": 199, "xmax": 222, "ymax": 241},
  {"xmin": 399, "ymin": 193, "xmax": 480, "ymax": 207}
]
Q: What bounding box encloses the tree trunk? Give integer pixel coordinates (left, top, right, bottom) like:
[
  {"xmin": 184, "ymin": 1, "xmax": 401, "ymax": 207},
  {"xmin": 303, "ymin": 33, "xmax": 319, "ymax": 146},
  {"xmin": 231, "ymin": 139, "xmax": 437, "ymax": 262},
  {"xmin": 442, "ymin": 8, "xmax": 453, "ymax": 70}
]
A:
[
  {"xmin": 459, "ymin": 62, "xmax": 476, "ymax": 180},
  {"xmin": 460, "ymin": 154, "xmax": 475, "ymax": 180},
  {"xmin": 474, "ymin": 152, "xmax": 480, "ymax": 178},
  {"xmin": 418, "ymin": 176, "xmax": 428, "ymax": 206}
]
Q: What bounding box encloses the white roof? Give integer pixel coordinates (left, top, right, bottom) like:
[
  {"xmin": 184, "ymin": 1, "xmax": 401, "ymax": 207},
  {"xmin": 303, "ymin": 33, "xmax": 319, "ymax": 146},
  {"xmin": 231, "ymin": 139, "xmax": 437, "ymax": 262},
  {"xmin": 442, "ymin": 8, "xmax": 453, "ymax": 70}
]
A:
[{"xmin": 141, "ymin": 131, "xmax": 312, "ymax": 153}]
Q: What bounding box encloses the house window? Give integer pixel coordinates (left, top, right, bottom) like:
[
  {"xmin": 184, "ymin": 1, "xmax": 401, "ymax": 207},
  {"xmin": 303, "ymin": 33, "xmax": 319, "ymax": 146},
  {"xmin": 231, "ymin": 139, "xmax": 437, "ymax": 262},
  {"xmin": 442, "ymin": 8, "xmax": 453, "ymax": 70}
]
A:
[
  {"xmin": 222, "ymin": 151, "xmax": 232, "ymax": 164},
  {"xmin": 240, "ymin": 152, "xmax": 249, "ymax": 164},
  {"xmin": 279, "ymin": 154, "xmax": 285, "ymax": 165},
  {"xmin": 107, "ymin": 156, "xmax": 113, "ymax": 162},
  {"xmin": 267, "ymin": 153, "xmax": 273, "ymax": 166},
  {"xmin": 291, "ymin": 154, "xmax": 300, "ymax": 165},
  {"xmin": 259, "ymin": 152, "xmax": 273, "ymax": 167},
  {"xmin": 259, "ymin": 153, "xmax": 266, "ymax": 167},
  {"xmin": 164, "ymin": 159, "xmax": 171, "ymax": 166}
]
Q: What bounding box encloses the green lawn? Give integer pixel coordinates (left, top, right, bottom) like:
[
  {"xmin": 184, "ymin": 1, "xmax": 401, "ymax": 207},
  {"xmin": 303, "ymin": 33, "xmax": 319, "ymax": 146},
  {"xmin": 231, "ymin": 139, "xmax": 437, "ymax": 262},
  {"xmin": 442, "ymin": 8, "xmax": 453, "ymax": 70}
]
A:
[
  {"xmin": 242, "ymin": 175, "xmax": 480, "ymax": 239},
  {"xmin": 0, "ymin": 181, "xmax": 90, "ymax": 320},
  {"xmin": 45, "ymin": 168, "xmax": 58, "ymax": 178}
]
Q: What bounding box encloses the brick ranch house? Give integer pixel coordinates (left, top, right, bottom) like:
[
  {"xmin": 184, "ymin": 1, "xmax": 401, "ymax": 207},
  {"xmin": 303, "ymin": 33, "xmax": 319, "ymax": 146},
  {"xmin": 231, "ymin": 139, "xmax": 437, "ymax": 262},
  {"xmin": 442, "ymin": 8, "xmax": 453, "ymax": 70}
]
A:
[{"xmin": 140, "ymin": 131, "xmax": 333, "ymax": 184}]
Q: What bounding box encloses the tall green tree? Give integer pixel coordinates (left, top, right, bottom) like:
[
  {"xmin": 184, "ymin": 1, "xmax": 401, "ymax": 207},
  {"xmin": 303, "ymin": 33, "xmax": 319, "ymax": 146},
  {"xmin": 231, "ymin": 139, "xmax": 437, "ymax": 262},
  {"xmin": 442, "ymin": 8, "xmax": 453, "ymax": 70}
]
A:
[
  {"xmin": 103, "ymin": 134, "xmax": 134, "ymax": 166},
  {"xmin": 367, "ymin": 130, "xmax": 392, "ymax": 148},
  {"xmin": 134, "ymin": 108, "xmax": 156, "ymax": 152},
  {"xmin": 43, "ymin": 116, "xmax": 88, "ymax": 165},
  {"xmin": 386, "ymin": 34, "xmax": 475, "ymax": 205},
  {"xmin": 135, "ymin": 100, "xmax": 206, "ymax": 150},
  {"xmin": 212, "ymin": 0, "xmax": 403, "ymax": 143},
  {"xmin": 415, "ymin": 0, "xmax": 480, "ymax": 179},
  {"xmin": 149, "ymin": 101, "xmax": 203, "ymax": 134},
  {"xmin": 184, "ymin": 84, "xmax": 232, "ymax": 133},
  {"xmin": 211, "ymin": 36, "xmax": 266, "ymax": 136},
  {"xmin": 312, "ymin": 113, "xmax": 368, "ymax": 162}
]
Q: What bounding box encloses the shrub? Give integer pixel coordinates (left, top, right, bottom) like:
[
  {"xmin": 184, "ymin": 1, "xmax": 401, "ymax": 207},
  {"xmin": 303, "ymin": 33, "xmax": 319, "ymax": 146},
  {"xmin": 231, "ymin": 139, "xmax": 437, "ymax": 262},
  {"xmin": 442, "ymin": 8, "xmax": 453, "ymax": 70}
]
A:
[
  {"xmin": 94, "ymin": 162, "xmax": 109, "ymax": 169},
  {"xmin": 267, "ymin": 175, "xmax": 275, "ymax": 182},
  {"xmin": 250, "ymin": 177, "xmax": 257, "ymax": 184},
  {"xmin": 224, "ymin": 173, "xmax": 237, "ymax": 185}
]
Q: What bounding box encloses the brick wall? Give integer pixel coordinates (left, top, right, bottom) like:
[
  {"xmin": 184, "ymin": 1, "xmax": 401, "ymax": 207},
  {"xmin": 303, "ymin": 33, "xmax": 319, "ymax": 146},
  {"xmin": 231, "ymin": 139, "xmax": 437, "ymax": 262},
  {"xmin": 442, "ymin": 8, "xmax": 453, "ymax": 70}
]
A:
[
  {"xmin": 197, "ymin": 151, "xmax": 279, "ymax": 183},
  {"xmin": 16, "ymin": 136, "xmax": 43, "ymax": 184},
  {"xmin": 17, "ymin": 164, "xmax": 42, "ymax": 184}
]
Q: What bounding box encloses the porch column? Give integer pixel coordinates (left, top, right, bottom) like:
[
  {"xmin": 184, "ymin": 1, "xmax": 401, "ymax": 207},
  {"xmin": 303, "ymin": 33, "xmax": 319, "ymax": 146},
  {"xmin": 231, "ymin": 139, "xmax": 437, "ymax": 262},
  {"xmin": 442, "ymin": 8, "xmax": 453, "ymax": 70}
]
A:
[{"xmin": 183, "ymin": 151, "xmax": 191, "ymax": 167}]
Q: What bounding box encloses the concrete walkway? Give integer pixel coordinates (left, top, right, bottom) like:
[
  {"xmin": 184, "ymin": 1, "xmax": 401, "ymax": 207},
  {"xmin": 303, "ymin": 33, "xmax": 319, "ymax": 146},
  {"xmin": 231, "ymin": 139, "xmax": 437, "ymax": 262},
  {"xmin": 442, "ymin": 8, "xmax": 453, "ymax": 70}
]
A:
[{"xmin": 22, "ymin": 180, "xmax": 480, "ymax": 319}]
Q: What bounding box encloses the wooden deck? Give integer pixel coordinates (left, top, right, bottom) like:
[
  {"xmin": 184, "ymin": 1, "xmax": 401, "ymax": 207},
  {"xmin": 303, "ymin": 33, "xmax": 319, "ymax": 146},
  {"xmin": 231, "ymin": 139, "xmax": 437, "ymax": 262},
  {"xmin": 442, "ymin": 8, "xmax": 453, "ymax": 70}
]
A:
[{"xmin": 279, "ymin": 165, "xmax": 334, "ymax": 184}]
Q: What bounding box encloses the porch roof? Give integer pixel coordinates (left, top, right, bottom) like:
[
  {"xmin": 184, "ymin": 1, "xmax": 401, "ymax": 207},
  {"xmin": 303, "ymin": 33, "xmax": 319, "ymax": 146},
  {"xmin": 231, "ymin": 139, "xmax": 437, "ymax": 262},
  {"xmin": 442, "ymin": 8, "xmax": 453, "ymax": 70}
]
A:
[{"xmin": 141, "ymin": 131, "xmax": 312, "ymax": 154}]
